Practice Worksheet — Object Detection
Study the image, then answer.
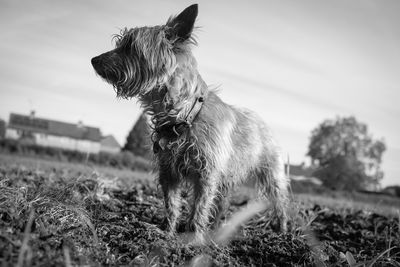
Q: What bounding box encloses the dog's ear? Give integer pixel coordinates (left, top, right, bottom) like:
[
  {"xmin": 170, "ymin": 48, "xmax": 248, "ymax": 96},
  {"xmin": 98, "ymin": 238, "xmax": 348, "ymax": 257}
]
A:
[{"xmin": 166, "ymin": 4, "xmax": 198, "ymax": 42}]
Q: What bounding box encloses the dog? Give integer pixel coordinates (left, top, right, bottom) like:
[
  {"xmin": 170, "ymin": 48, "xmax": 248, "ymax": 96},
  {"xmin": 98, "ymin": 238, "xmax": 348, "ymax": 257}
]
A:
[{"xmin": 91, "ymin": 4, "xmax": 289, "ymax": 243}]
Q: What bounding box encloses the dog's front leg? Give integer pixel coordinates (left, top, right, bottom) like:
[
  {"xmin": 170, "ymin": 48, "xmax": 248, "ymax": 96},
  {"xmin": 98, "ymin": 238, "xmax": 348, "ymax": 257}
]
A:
[
  {"xmin": 159, "ymin": 171, "xmax": 181, "ymax": 234},
  {"xmin": 210, "ymin": 188, "xmax": 228, "ymax": 229},
  {"xmin": 162, "ymin": 187, "xmax": 181, "ymax": 234},
  {"xmin": 190, "ymin": 173, "xmax": 219, "ymax": 243}
]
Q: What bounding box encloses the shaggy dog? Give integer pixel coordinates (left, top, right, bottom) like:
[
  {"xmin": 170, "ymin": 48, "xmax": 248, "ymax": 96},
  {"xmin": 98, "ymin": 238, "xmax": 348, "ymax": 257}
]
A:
[{"xmin": 91, "ymin": 4, "xmax": 288, "ymax": 243}]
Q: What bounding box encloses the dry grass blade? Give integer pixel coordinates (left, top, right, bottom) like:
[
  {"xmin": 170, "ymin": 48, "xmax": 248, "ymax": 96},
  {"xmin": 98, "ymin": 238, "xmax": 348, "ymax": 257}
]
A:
[
  {"xmin": 186, "ymin": 200, "xmax": 270, "ymax": 266},
  {"xmin": 305, "ymin": 213, "xmax": 319, "ymax": 229},
  {"xmin": 303, "ymin": 229, "xmax": 326, "ymax": 267},
  {"xmin": 16, "ymin": 209, "xmax": 35, "ymax": 267},
  {"xmin": 63, "ymin": 245, "xmax": 72, "ymax": 267},
  {"xmin": 214, "ymin": 200, "xmax": 268, "ymax": 245},
  {"xmin": 190, "ymin": 254, "xmax": 212, "ymax": 267},
  {"xmin": 132, "ymin": 254, "xmax": 159, "ymax": 267},
  {"xmin": 367, "ymin": 247, "xmax": 397, "ymax": 267},
  {"xmin": 74, "ymin": 208, "xmax": 99, "ymax": 246},
  {"xmin": 345, "ymin": 251, "xmax": 357, "ymax": 266}
]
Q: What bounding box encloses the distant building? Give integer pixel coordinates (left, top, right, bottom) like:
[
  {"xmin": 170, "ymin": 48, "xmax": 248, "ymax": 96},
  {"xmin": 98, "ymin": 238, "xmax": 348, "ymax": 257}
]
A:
[
  {"xmin": 100, "ymin": 135, "xmax": 121, "ymax": 154},
  {"xmin": 285, "ymin": 163, "xmax": 322, "ymax": 185},
  {"xmin": 5, "ymin": 111, "xmax": 120, "ymax": 154}
]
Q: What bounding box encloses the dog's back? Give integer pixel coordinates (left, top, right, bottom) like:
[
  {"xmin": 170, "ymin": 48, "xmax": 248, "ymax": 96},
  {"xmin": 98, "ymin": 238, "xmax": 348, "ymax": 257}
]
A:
[{"xmin": 191, "ymin": 91, "xmax": 288, "ymax": 195}]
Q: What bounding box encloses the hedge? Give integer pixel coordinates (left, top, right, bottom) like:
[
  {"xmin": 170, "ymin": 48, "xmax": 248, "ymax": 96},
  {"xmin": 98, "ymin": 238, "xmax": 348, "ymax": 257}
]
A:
[{"xmin": 0, "ymin": 138, "xmax": 152, "ymax": 172}]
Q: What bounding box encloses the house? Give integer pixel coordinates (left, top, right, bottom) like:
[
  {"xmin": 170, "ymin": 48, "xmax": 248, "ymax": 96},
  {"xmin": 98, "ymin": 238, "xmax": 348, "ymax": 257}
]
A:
[
  {"xmin": 100, "ymin": 135, "xmax": 121, "ymax": 154},
  {"xmin": 5, "ymin": 112, "xmax": 120, "ymax": 154}
]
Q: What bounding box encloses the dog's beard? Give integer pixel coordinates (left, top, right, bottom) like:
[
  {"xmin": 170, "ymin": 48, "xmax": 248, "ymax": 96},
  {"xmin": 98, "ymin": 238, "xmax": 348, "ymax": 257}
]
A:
[{"xmin": 93, "ymin": 63, "xmax": 144, "ymax": 99}]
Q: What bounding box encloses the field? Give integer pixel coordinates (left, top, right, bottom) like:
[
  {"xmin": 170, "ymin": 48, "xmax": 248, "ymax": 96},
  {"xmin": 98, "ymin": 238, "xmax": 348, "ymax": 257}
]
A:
[{"xmin": 0, "ymin": 154, "xmax": 399, "ymax": 266}]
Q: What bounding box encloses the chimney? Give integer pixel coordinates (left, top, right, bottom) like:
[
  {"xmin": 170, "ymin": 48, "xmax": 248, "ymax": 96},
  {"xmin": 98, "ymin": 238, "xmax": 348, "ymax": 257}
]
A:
[{"xmin": 77, "ymin": 120, "xmax": 84, "ymax": 128}]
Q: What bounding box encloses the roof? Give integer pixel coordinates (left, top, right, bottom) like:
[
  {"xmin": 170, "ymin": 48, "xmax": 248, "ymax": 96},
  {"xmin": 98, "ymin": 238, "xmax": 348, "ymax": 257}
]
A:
[
  {"xmin": 8, "ymin": 113, "xmax": 101, "ymax": 142},
  {"xmin": 101, "ymin": 135, "xmax": 121, "ymax": 148}
]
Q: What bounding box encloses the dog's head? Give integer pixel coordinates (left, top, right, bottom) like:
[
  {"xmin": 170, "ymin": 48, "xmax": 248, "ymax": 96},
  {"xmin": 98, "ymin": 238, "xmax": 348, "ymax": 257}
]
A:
[{"xmin": 91, "ymin": 4, "xmax": 198, "ymax": 99}]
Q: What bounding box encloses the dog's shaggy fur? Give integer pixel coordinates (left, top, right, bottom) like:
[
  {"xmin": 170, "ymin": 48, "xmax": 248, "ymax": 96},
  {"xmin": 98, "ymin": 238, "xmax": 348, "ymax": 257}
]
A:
[{"xmin": 91, "ymin": 4, "xmax": 289, "ymax": 242}]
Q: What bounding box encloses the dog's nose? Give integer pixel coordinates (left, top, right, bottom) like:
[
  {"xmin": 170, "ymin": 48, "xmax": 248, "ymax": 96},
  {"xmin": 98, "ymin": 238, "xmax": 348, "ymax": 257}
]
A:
[{"xmin": 91, "ymin": 56, "xmax": 101, "ymax": 68}]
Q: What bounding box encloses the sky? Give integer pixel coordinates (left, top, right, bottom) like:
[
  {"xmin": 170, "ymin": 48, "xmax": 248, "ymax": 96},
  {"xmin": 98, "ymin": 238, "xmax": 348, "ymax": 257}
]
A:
[{"xmin": 0, "ymin": 0, "xmax": 399, "ymax": 186}]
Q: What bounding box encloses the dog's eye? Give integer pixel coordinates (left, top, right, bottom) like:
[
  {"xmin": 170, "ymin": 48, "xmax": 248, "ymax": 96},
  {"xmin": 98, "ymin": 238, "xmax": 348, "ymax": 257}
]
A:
[{"xmin": 119, "ymin": 36, "xmax": 133, "ymax": 51}]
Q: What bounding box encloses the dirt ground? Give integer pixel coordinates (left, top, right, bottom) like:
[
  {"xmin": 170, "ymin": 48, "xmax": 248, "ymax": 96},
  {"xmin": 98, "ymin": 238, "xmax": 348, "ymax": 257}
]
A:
[{"xmin": 0, "ymin": 155, "xmax": 399, "ymax": 266}]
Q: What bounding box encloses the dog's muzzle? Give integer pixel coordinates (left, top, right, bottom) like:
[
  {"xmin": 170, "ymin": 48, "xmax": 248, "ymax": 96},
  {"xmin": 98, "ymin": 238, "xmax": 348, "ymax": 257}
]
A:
[
  {"xmin": 91, "ymin": 56, "xmax": 106, "ymax": 75},
  {"xmin": 91, "ymin": 55, "xmax": 118, "ymax": 83},
  {"xmin": 91, "ymin": 56, "xmax": 101, "ymax": 68}
]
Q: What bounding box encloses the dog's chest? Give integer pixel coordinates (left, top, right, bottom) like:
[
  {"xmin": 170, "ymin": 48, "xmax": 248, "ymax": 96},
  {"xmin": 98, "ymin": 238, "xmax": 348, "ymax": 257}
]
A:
[
  {"xmin": 152, "ymin": 122, "xmax": 190, "ymax": 153},
  {"xmin": 155, "ymin": 129, "xmax": 206, "ymax": 177}
]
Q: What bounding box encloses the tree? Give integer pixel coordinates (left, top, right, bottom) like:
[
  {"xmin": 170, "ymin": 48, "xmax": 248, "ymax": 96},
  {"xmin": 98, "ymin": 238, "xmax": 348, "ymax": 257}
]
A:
[
  {"xmin": 123, "ymin": 112, "xmax": 152, "ymax": 159},
  {"xmin": 307, "ymin": 116, "xmax": 386, "ymax": 191},
  {"xmin": 0, "ymin": 119, "xmax": 5, "ymax": 139}
]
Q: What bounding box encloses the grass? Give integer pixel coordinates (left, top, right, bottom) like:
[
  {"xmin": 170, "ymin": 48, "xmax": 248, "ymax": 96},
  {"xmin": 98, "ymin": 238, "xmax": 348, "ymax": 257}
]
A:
[
  {"xmin": 0, "ymin": 153, "xmax": 399, "ymax": 266},
  {"xmin": 295, "ymin": 193, "xmax": 400, "ymax": 218}
]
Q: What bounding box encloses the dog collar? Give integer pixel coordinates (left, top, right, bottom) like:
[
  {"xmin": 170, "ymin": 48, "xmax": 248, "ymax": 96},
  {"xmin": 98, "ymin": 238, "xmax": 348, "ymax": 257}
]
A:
[
  {"xmin": 183, "ymin": 95, "xmax": 204, "ymax": 126},
  {"xmin": 153, "ymin": 95, "xmax": 204, "ymax": 153}
]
